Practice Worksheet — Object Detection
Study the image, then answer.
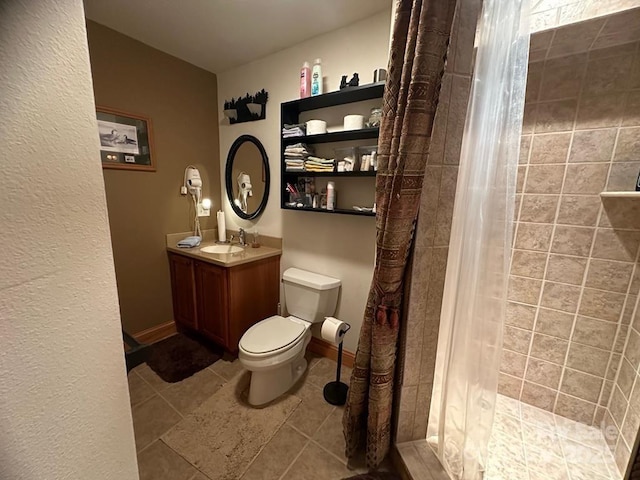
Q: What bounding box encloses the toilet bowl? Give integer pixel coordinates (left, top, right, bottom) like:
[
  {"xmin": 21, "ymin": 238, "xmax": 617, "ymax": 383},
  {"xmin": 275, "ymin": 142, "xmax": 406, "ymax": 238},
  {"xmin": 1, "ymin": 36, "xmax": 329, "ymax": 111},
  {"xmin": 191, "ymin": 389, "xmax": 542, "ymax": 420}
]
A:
[{"xmin": 238, "ymin": 268, "xmax": 340, "ymax": 406}]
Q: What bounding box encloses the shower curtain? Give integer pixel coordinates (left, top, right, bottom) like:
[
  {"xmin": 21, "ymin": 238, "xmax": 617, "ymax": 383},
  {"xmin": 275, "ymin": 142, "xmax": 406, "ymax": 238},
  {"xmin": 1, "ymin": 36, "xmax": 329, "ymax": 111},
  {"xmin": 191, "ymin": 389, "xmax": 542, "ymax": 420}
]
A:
[{"xmin": 426, "ymin": 0, "xmax": 530, "ymax": 479}]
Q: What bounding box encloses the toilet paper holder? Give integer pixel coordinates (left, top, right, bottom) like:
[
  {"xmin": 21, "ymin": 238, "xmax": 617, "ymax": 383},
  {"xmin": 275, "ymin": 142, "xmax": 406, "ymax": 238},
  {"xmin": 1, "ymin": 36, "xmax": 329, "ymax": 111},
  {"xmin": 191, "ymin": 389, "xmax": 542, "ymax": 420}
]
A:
[{"xmin": 323, "ymin": 322, "xmax": 351, "ymax": 406}]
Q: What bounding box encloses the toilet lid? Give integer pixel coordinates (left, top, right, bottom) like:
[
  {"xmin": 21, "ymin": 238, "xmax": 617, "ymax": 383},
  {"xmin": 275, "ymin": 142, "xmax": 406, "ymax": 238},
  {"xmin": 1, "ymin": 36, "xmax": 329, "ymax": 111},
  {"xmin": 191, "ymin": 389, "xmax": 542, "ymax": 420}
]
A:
[{"xmin": 240, "ymin": 315, "xmax": 306, "ymax": 354}]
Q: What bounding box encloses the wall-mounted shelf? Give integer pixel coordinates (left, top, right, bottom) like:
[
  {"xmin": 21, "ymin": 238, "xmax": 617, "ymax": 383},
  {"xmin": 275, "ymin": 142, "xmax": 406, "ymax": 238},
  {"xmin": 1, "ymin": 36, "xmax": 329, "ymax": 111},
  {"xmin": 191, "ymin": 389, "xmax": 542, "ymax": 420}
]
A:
[
  {"xmin": 600, "ymin": 192, "xmax": 640, "ymax": 199},
  {"xmin": 282, "ymin": 205, "xmax": 375, "ymax": 217},
  {"xmin": 280, "ymin": 82, "xmax": 383, "ymax": 217},
  {"xmin": 282, "ymin": 127, "xmax": 379, "ymax": 145}
]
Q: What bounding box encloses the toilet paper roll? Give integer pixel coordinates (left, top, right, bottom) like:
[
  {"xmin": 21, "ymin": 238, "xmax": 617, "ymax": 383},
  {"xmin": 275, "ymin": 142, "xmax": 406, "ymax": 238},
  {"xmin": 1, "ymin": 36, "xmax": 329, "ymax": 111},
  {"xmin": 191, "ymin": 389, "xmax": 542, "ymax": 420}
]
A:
[
  {"xmin": 217, "ymin": 210, "xmax": 226, "ymax": 242},
  {"xmin": 321, "ymin": 317, "xmax": 349, "ymax": 345},
  {"xmin": 306, "ymin": 119, "xmax": 327, "ymax": 135},
  {"xmin": 343, "ymin": 115, "xmax": 365, "ymax": 131}
]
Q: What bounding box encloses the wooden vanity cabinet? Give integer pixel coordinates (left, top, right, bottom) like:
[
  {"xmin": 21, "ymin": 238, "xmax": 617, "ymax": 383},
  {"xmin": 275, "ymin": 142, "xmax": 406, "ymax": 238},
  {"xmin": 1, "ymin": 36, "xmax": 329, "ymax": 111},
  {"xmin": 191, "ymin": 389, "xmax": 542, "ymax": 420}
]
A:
[{"xmin": 168, "ymin": 252, "xmax": 280, "ymax": 352}]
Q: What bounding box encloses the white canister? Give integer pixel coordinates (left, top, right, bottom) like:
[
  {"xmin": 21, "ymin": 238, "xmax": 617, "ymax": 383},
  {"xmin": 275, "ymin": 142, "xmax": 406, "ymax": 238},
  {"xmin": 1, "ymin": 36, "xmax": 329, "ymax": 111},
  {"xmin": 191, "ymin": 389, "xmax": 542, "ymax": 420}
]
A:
[
  {"xmin": 306, "ymin": 119, "xmax": 327, "ymax": 135},
  {"xmin": 343, "ymin": 114, "xmax": 365, "ymax": 131},
  {"xmin": 326, "ymin": 182, "xmax": 335, "ymax": 211}
]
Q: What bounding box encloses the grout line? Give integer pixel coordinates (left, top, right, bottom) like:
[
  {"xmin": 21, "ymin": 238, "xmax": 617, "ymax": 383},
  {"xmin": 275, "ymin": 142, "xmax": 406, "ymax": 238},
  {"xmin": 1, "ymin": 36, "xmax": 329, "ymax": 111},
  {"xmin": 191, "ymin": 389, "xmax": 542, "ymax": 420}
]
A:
[{"xmin": 278, "ymin": 439, "xmax": 311, "ymax": 480}]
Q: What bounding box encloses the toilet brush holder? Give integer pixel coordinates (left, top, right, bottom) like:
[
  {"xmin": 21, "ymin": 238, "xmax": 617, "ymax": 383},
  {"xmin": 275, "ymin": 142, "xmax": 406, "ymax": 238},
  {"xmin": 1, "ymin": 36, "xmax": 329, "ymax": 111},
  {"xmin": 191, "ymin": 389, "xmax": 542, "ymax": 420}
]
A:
[{"xmin": 323, "ymin": 323, "xmax": 351, "ymax": 406}]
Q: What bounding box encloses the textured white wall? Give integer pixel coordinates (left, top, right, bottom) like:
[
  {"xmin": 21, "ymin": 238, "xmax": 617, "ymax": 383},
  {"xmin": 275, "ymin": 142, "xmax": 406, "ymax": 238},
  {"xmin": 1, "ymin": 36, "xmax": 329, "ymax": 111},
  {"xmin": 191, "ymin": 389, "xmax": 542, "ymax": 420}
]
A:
[
  {"xmin": 217, "ymin": 10, "xmax": 392, "ymax": 352},
  {"xmin": 0, "ymin": 1, "xmax": 139, "ymax": 479}
]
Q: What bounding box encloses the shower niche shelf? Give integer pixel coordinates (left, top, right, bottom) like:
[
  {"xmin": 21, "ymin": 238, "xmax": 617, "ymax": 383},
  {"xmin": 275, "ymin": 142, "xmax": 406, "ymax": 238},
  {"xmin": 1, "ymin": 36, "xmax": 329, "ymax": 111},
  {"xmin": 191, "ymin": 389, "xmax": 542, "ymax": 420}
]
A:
[{"xmin": 600, "ymin": 192, "xmax": 640, "ymax": 199}]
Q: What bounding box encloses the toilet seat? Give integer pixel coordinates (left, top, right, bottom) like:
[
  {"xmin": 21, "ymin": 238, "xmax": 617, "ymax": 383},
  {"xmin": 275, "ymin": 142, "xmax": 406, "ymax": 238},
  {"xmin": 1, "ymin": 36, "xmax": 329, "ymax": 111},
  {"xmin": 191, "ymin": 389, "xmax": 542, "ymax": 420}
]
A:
[{"xmin": 239, "ymin": 315, "xmax": 308, "ymax": 357}]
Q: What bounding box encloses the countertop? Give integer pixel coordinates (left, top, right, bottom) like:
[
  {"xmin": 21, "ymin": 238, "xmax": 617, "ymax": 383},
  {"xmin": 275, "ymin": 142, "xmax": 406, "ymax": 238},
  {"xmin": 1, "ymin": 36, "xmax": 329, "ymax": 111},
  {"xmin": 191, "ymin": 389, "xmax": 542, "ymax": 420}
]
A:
[{"xmin": 166, "ymin": 232, "xmax": 282, "ymax": 268}]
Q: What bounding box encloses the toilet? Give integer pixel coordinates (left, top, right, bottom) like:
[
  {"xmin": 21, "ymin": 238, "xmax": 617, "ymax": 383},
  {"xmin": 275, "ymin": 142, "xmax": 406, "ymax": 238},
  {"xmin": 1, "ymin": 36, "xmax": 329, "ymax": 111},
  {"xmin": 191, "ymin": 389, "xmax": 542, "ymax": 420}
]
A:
[{"xmin": 238, "ymin": 267, "xmax": 341, "ymax": 406}]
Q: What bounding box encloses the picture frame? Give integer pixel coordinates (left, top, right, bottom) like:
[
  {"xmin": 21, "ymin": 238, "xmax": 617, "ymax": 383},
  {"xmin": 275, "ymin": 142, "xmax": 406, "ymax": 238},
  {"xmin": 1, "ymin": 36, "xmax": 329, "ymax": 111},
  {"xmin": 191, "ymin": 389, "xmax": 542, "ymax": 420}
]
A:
[{"xmin": 96, "ymin": 106, "xmax": 155, "ymax": 172}]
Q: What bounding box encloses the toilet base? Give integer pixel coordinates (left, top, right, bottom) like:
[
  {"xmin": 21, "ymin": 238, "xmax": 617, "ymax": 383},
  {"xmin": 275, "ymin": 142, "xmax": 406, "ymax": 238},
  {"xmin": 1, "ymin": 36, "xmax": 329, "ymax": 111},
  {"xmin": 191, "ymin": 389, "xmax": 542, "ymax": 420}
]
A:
[{"xmin": 247, "ymin": 356, "xmax": 308, "ymax": 406}]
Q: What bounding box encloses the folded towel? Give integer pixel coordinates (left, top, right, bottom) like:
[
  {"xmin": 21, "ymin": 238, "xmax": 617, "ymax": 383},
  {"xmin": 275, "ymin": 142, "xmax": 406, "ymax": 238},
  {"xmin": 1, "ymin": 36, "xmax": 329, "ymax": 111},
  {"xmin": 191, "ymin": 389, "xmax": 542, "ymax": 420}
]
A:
[{"xmin": 177, "ymin": 236, "xmax": 201, "ymax": 248}]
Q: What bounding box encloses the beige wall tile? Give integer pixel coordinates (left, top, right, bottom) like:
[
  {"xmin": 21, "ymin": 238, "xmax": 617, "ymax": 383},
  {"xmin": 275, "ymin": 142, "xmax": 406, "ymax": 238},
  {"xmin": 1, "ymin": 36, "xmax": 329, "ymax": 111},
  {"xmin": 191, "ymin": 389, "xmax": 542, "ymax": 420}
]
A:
[
  {"xmin": 531, "ymin": 333, "xmax": 569, "ymax": 364},
  {"xmin": 561, "ymin": 368, "xmax": 603, "ymax": 403},
  {"xmin": 603, "ymin": 409, "xmax": 620, "ymax": 449},
  {"xmin": 584, "ymin": 54, "xmax": 635, "ymax": 95},
  {"xmin": 535, "ymin": 99, "xmax": 578, "ymax": 133},
  {"xmin": 599, "ymin": 198, "xmax": 640, "ymax": 230},
  {"xmin": 545, "ymin": 254, "xmax": 587, "ymax": 285},
  {"xmin": 517, "ymin": 166, "xmax": 526, "ymax": 193},
  {"xmin": 592, "ymin": 229, "xmax": 640, "ymax": 262},
  {"xmin": 601, "ymin": 380, "xmax": 614, "ymax": 409},
  {"xmin": 523, "ymin": 103, "xmax": 537, "ymax": 134},
  {"xmin": 504, "ymin": 325, "xmax": 533, "ymax": 354},
  {"xmin": 579, "ymin": 288, "xmax": 626, "ymax": 322},
  {"xmin": 508, "ymin": 276, "xmax": 543, "ymax": 305},
  {"xmin": 617, "ymin": 359, "xmax": 636, "ymax": 399},
  {"xmin": 585, "ymin": 259, "xmax": 634, "ymax": 293},
  {"xmin": 621, "ymin": 406, "xmax": 640, "ymax": 449},
  {"xmin": 522, "ymin": 381, "xmax": 557, "ymax": 411},
  {"xmin": 536, "ymin": 307, "xmax": 575, "ymax": 339},
  {"xmin": 530, "ymin": 133, "xmax": 572, "ymax": 164},
  {"xmin": 615, "ymin": 439, "xmax": 631, "ymax": 475},
  {"xmin": 547, "ymin": 18, "xmax": 604, "ymax": 57},
  {"xmin": 525, "ymin": 164, "xmax": 566, "ymax": 194},
  {"xmin": 556, "ymin": 195, "xmax": 601, "ymax": 226},
  {"xmin": 498, "ymin": 373, "xmax": 522, "ymax": 399},
  {"xmin": 623, "ymin": 90, "xmax": 640, "ymax": 126},
  {"xmin": 563, "ymin": 163, "xmax": 610, "ymax": 194},
  {"xmin": 506, "ymin": 302, "xmax": 537, "ymax": 330},
  {"xmin": 526, "ymin": 62, "xmax": 544, "ymax": 103},
  {"xmin": 511, "ymin": 249, "xmax": 548, "ymax": 279},
  {"xmin": 614, "ymin": 127, "xmax": 640, "ymax": 162},
  {"xmin": 540, "ymin": 55, "xmax": 588, "ymax": 100},
  {"xmin": 526, "ymin": 357, "xmax": 563, "ymax": 389},
  {"xmin": 573, "ymin": 316, "xmax": 618, "ymax": 350},
  {"xmin": 520, "ymin": 194, "xmax": 559, "ymax": 223},
  {"xmin": 629, "ymin": 372, "xmax": 640, "ymax": 411},
  {"xmin": 576, "ymin": 93, "xmax": 625, "ymax": 129},
  {"xmin": 555, "ymin": 393, "xmax": 597, "ymax": 424},
  {"xmin": 551, "ymin": 225, "xmax": 595, "ymax": 256},
  {"xmin": 610, "ymin": 385, "xmax": 629, "ymax": 427},
  {"xmin": 566, "ymin": 343, "xmax": 610, "ymax": 376},
  {"xmin": 530, "ymin": 29, "xmax": 553, "ymax": 51},
  {"xmin": 568, "ymin": 129, "xmax": 617, "ymax": 163},
  {"xmin": 541, "ymin": 281, "xmax": 582, "ymax": 312},
  {"xmin": 520, "ymin": 135, "xmax": 532, "ymax": 164},
  {"xmin": 444, "ymin": 76, "xmax": 472, "ymax": 166},
  {"xmin": 501, "ymin": 350, "xmax": 527, "ymax": 377},
  {"xmin": 625, "ymin": 328, "xmax": 640, "ymax": 370},
  {"xmin": 515, "ymin": 223, "xmax": 554, "ymax": 251},
  {"xmin": 615, "ymin": 325, "xmax": 630, "ymax": 353},
  {"xmin": 607, "ymin": 161, "xmax": 640, "ymax": 192},
  {"xmin": 609, "ymin": 352, "xmax": 623, "ymax": 380}
]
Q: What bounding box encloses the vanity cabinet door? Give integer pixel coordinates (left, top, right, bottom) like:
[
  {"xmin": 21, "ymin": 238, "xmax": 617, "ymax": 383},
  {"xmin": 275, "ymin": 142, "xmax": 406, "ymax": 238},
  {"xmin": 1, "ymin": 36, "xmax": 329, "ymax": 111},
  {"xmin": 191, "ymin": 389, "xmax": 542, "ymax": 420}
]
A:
[
  {"xmin": 195, "ymin": 261, "xmax": 229, "ymax": 348},
  {"xmin": 168, "ymin": 253, "xmax": 198, "ymax": 329}
]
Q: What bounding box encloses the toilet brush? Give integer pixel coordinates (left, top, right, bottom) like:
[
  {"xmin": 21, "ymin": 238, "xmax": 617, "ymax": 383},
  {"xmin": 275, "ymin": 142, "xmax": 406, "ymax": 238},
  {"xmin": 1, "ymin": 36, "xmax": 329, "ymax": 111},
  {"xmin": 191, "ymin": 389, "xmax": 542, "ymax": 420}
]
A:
[{"xmin": 323, "ymin": 323, "xmax": 351, "ymax": 406}]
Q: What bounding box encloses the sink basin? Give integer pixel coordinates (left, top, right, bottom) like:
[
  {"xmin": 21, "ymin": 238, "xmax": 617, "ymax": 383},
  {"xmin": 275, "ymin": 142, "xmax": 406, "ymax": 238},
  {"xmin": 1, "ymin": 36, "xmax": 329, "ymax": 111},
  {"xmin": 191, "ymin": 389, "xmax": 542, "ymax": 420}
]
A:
[{"xmin": 200, "ymin": 245, "xmax": 243, "ymax": 254}]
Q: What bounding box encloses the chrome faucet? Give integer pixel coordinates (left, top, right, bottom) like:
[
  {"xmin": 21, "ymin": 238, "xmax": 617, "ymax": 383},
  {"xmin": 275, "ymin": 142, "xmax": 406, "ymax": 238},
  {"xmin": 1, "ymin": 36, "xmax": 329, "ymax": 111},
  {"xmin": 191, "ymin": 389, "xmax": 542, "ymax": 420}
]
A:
[{"xmin": 238, "ymin": 228, "xmax": 247, "ymax": 246}]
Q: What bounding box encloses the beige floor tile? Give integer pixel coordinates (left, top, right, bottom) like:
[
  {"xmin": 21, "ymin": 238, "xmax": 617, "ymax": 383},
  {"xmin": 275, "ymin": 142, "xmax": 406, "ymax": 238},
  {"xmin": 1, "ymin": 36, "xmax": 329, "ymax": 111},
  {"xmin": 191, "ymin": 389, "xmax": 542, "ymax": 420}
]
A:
[
  {"xmin": 189, "ymin": 474, "xmax": 210, "ymax": 480},
  {"xmin": 132, "ymin": 395, "xmax": 182, "ymax": 451},
  {"xmin": 287, "ymin": 381, "xmax": 335, "ymax": 437},
  {"xmin": 240, "ymin": 425, "xmax": 308, "ymax": 480},
  {"xmin": 313, "ymin": 408, "xmax": 347, "ymax": 462},
  {"xmin": 134, "ymin": 363, "xmax": 170, "ymax": 391},
  {"xmin": 137, "ymin": 440, "xmax": 197, "ymax": 480},
  {"xmin": 282, "ymin": 442, "xmax": 353, "ymax": 480},
  {"xmin": 306, "ymin": 357, "xmax": 352, "ymax": 389},
  {"xmin": 161, "ymin": 368, "xmax": 226, "ymax": 415},
  {"xmin": 128, "ymin": 371, "xmax": 156, "ymax": 407},
  {"xmin": 209, "ymin": 357, "xmax": 245, "ymax": 381}
]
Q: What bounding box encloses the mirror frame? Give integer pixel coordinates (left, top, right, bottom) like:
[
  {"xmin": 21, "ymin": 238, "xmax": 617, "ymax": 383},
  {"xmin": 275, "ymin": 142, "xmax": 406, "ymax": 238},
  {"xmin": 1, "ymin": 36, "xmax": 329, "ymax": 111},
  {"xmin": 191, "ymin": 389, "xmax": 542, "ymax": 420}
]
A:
[{"xmin": 225, "ymin": 134, "xmax": 270, "ymax": 220}]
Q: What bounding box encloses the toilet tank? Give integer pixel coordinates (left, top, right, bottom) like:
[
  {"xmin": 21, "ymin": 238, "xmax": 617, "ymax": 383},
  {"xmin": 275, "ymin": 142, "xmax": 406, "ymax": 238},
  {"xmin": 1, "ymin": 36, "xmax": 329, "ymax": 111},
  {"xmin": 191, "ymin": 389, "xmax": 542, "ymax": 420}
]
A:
[{"xmin": 282, "ymin": 268, "xmax": 341, "ymax": 323}]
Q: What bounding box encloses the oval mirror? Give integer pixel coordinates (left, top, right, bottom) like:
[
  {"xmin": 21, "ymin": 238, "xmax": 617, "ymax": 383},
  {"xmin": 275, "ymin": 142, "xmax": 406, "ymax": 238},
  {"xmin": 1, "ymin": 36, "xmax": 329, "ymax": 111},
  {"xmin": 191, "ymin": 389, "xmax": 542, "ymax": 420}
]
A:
[{"xmin": 225, "ymin": 135, "xmax": 270, "ymax": 220}]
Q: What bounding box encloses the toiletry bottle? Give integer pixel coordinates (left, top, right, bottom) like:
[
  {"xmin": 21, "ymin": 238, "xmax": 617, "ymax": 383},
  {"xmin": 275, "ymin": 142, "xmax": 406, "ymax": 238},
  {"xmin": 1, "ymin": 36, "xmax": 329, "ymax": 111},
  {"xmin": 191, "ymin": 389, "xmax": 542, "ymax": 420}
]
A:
[
  {"xmin": 300, "ymin": 62, "xmax": 311, "ymax": 98},
  {"xmin": 326, "ymin": 181, "xmax": 335, "ymax": 211},
  {"xmin": 311, "ymin": 58, "xmax": 323, "ymax": 96}
]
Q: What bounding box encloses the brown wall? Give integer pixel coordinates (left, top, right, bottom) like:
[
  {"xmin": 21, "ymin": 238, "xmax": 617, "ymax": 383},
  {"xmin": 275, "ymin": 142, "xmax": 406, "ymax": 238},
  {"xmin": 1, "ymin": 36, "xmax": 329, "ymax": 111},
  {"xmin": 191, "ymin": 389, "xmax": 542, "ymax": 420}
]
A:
[{"xmin": 86, "ymin": 21, "xmax": 221, "ymax": 334}]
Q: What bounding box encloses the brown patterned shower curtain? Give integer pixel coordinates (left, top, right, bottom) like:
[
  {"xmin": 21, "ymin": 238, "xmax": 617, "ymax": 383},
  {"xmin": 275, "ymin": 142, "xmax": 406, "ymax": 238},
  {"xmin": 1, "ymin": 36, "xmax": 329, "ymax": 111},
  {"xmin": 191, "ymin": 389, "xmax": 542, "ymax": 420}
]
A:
[{"xmin": 342, "ymin": 0, "xmax": 457, "ymax": 468}]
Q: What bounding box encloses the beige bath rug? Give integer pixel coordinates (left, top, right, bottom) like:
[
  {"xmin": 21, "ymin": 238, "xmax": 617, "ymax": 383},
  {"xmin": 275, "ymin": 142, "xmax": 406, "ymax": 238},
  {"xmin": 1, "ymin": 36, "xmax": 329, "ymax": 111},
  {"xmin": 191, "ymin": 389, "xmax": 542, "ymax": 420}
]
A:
[{"xmin": 162, "ymin": 372, "xmax": 301, "ymax": 479}]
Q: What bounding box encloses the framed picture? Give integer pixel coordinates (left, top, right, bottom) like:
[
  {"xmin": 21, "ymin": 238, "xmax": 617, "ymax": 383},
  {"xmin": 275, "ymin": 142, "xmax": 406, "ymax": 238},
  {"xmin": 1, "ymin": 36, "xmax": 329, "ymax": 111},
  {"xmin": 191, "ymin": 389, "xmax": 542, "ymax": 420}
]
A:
[{"xmin": 96, "ymin": 106, "xmax": 155, "ymax": 171}]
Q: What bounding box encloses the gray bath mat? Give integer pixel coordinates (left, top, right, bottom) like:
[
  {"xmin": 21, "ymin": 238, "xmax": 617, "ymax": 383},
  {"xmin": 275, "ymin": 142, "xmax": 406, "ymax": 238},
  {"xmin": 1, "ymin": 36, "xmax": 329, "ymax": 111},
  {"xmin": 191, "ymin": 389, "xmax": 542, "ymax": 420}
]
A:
[{"xmin": 162, "ymin": 372, "xmax": 301, "ymax": 479}]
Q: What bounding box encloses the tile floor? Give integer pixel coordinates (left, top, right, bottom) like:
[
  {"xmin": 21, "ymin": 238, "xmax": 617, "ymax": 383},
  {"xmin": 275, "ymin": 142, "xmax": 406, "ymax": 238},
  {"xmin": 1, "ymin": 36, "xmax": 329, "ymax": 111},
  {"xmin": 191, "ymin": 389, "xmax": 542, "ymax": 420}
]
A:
[
  {"xmin": 128, "ymin": 351, "xmax": 393, "ymax": 480},
  {"xmin": 486, "ymin": 394, "xmax": 621, "ymax": 480}
]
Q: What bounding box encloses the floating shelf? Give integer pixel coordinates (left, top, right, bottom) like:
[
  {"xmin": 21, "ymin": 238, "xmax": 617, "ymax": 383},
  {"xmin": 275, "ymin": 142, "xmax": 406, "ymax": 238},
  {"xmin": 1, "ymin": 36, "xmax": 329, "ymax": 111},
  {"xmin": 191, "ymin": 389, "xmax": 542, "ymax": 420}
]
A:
[
  {"xmin": 282, "ymin": 82, "xmax": 385, "ymax": 115},
  {"xmin": 282, "ymin": 127, "xmax": 379, "ymax": 145},
  {"xmin": 282, "ymin": 205, "xmax": 375, "ymax": 217},
  {"xmin": 282, "ymin": 170, "xmax": 376, "ymax": 177},
  {"xmin": 600, "ymin": 192, "xmax": 640, "ymax": 198}
]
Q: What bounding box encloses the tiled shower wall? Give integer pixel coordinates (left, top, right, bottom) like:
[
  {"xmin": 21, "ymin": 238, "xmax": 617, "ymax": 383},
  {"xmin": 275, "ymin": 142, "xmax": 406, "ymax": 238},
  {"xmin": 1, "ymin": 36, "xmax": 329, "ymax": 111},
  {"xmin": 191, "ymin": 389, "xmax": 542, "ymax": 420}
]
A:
[{"xmin": 499, "ymin": 13, "xmax": 640, "ymax": 434}]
